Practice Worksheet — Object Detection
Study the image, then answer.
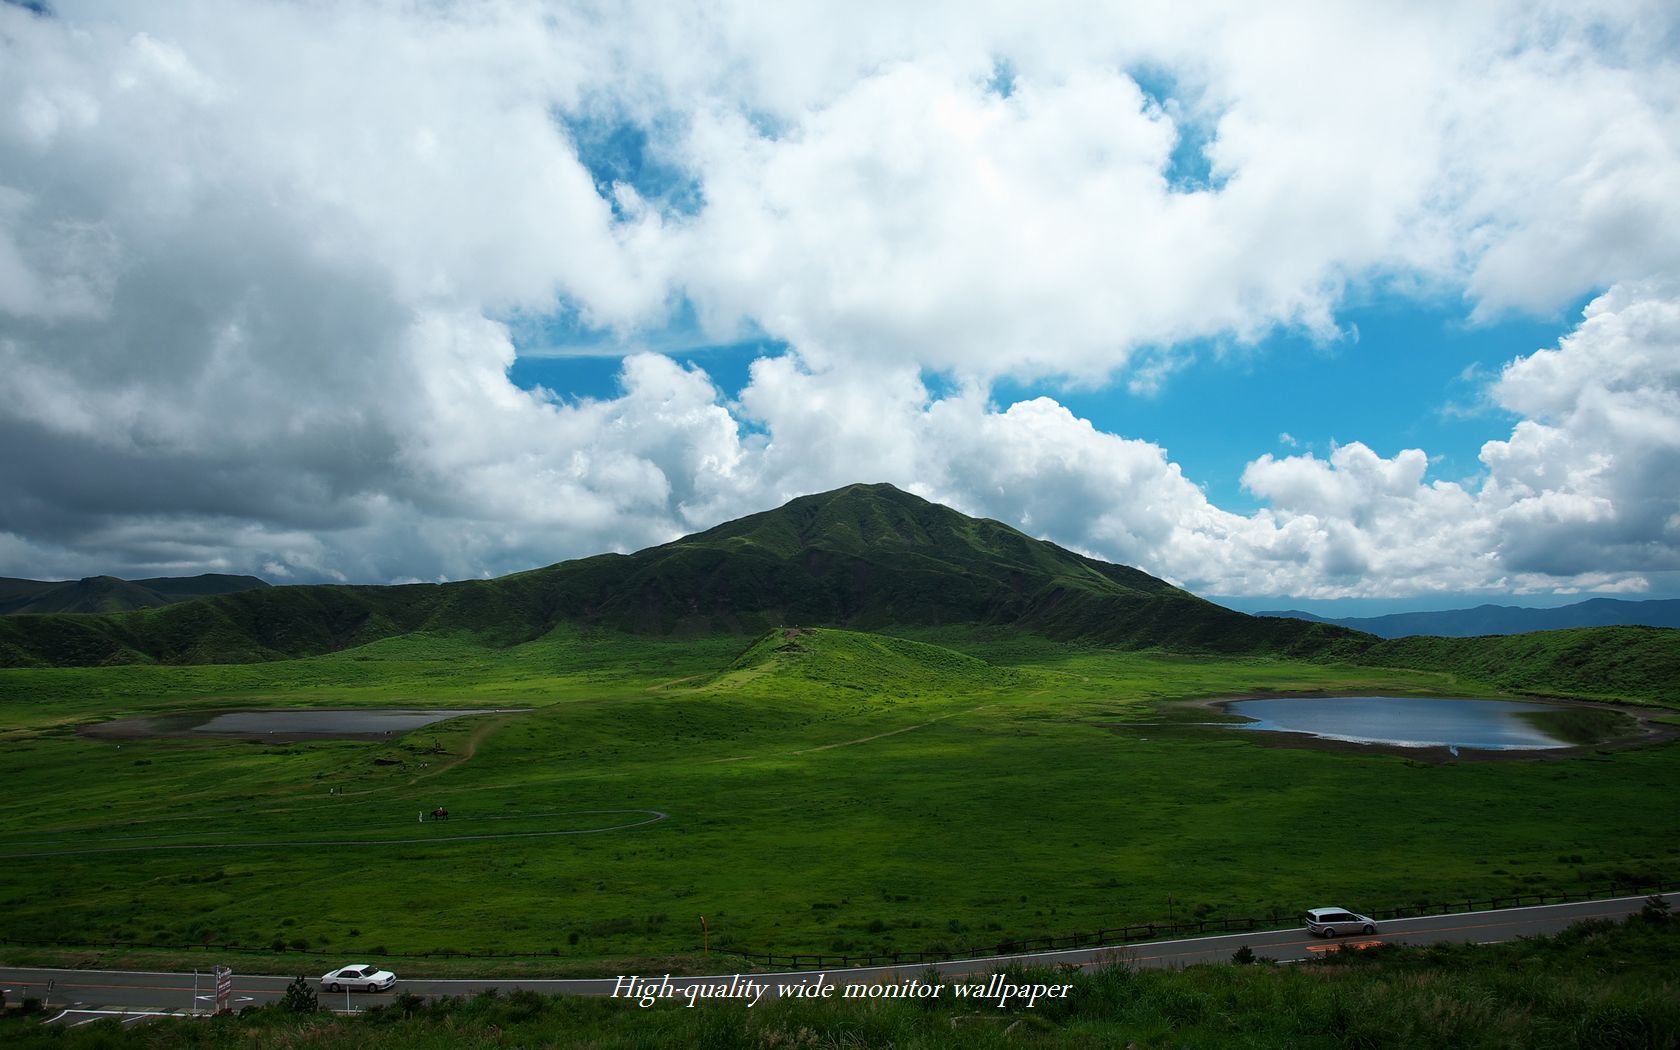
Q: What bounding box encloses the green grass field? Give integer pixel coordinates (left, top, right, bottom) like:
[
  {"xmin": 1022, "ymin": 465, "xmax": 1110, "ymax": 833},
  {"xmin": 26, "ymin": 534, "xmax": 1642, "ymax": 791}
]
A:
[{"xmin": 1, "ymin": 626, "xmax": 1676, "ymax": 974}]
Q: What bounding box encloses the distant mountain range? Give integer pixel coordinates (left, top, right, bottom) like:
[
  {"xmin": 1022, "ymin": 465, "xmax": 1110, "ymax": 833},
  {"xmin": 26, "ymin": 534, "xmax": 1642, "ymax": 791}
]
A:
[
  {"xmin": 0, "ymin": 574, "xmax": 270, "ymax": 616},
  {"xmin": 1257, "ymin": 598, "xmax": 1680, "ymax": 639}
]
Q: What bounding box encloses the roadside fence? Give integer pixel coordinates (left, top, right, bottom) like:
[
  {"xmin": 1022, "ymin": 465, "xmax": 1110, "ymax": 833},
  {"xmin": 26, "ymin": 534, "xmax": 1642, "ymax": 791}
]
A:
[
  {"xmin": 3, "ymin": 877, "xmax": 1666, "ymax": 967},
  {"xmin": 714, "ymin": 876, "xmax": 1672, "ymax": 971}
]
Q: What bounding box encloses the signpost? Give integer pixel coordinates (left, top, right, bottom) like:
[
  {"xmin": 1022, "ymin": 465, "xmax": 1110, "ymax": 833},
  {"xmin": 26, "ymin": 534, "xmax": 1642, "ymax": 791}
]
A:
[{"xmin": 214, "ymin": 967, "xmax": 232, "ymax": 1014}]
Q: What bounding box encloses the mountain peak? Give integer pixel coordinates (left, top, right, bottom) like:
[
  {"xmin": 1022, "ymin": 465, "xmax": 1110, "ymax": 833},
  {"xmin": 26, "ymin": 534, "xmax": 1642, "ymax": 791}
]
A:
[{"xmin": 1, "ymin": 486, "xmax": 1359, "ymax": 665}]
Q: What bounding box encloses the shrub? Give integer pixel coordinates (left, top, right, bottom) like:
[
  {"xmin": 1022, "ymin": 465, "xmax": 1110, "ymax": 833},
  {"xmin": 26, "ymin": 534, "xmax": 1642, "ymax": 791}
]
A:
[
  {"xmin": 279, "ymin": 976, "xmax": 318, "ymax": 1013},
  {"xmin": 1639, "ymin": 895, "xmax": 1671, "ymax": 924},
  {"xmin": 1232, "ymin": 944, "xmax": 1256, "ymax": 965},
  {"xmin": 387, "ymin": 991, "xmax": 424, "ymax": 1018}
]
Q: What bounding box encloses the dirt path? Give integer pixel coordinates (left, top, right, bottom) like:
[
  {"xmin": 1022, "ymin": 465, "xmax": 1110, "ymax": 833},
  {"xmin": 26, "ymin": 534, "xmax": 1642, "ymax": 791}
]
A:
[
  {"xmin": 405, "ymin": 712, "xmax": 515, "ymax": 786},
  {"xmin": 647, "ymin": 673, "xmax": 707, "ymax": 691},
  {"xmin": 708, "ymin": 704, "xmax": 994, "ymax": 763}
]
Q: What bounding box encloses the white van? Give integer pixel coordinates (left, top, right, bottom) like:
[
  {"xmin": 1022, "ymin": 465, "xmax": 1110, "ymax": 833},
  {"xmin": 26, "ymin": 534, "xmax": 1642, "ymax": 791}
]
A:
[{"xmin": 1303, "ymin": 907, "xmax": 1377, "ymax": 937}]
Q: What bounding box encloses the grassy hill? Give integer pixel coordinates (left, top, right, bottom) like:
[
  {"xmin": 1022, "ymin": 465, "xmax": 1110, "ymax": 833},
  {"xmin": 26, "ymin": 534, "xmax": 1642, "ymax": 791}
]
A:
[
  {"xmin": 702, "ymin": 626, "xmax": 1024, "ymax": 700},
  {"xmin": 0, "ymin": 484, "xmax": 1355, "ymax": 667},
  {"xmin": 1, "ymin": 484, "xmax": 1674, "ymax": 707},
  {"xmin": 0, "ymin": 573, "xmax": 268, "ymax": 615},
  {"xmin": 1355, "ymin": 626, "xmax": 1680, "ymax": 705}
]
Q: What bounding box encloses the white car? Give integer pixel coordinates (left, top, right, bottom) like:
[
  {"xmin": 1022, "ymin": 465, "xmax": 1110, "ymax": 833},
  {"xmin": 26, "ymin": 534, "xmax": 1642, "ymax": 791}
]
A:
[
  {"xmin": 320, "ymin": 964, "xmax": 396, "ymax": 992},
  {"xmin": 1303, "ymin": 907, "xmax": 1378, "ymax": 937}
]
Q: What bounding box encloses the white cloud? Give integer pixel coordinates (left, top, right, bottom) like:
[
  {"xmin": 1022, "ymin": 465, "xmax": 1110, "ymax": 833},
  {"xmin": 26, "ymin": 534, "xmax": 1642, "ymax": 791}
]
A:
[
  {"xmin": 1480, "ymin": 279, "xmax": 1680, "ymax": 578},
  {"xmin": 0, "ymin": 2, "xmax": 1676, "ymax": 600},
  {"xmin": 718, "ymin": 281, "xmax": 1680, "ymax": 600}
]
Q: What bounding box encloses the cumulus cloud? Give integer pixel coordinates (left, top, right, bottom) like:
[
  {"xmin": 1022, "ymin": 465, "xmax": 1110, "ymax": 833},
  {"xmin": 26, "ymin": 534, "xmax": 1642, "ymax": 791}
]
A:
[
  {"xmin": 1481, "ymin": 280, "xmax": 1680, "ymax": 580},
  {"xmin": 0, "ymin": 1, "xmax": 1677, "ymax": 599}
]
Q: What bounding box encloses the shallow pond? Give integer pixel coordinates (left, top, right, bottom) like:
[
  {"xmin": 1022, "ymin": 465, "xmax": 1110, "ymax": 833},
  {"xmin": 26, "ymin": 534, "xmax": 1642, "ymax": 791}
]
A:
[
  {"xmin": 85, "ymin": 708, "xmax": 506, "ymax": 741},
  {"xmin": 1222, "ymin": 696, "xmax": 1570, "ymax": 751},
  {"xmin": 189, "ymin": 709, "xmax": 499, "ymax": 736}
]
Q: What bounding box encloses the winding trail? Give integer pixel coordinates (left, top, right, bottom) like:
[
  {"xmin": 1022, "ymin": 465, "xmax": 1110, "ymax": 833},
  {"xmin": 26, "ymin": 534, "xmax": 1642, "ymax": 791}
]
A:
[
  {"xmin": 403, "ymin": 711, "xmax": 515, "ymax": 786},
  {"xmin": 707, "ymin": 704, "xmax": 995, "ymax": 763}
]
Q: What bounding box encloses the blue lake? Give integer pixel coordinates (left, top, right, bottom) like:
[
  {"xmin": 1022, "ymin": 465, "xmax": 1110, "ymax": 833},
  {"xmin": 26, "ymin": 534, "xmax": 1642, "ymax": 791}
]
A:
[{"xmin": 1223, "ymin": 696, "xmax": 1569, "ymax": 751}]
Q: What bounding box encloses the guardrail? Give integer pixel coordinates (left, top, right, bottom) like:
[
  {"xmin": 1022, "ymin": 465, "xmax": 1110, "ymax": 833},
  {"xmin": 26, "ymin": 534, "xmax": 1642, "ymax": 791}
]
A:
[{"xmin": 1, "ymin": 879, "xmax": 1666, "ymax": 965}]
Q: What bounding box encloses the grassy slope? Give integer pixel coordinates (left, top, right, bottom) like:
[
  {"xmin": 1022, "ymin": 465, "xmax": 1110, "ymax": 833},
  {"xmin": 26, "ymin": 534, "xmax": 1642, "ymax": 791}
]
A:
[
  {"xmin": 1, "ymin": 627, "xmax": 1675, "ymax": 970},
  {"xmin": 1358, "ymin": 626, "xmax": 1680, "ymax": 705},
  {"xmin": 2, "ymin": 484, "xmax": 1673, "ymax": 711},
  {"xmin": 0, "ymin": 484, "xmax": 1361, "ymax": 667}
]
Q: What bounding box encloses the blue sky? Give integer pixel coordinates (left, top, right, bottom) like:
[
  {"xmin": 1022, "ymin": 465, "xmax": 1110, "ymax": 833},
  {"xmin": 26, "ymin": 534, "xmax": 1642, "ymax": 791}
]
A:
[
  {"xmin": 514, "ymin": 94, "xmax": 1592, "ymax": 517},
  {"xmin": 505, "ymin": 275, "xmax": 1593, "ymax": 509},
  {"xmin": 509, "ymin": 297, "xmax": 1581, "ymax": 516},
  {"xmin": 997, "ymin": 299, "xmax": 1592, "ymax": 515},
  {"xmin": 2, "ymin": 2, "xmax": 1676, "ymax": 612}
]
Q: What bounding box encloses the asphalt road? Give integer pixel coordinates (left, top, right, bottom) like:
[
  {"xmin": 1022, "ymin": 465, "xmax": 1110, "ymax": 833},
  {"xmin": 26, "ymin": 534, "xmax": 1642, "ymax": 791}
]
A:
[{"xmin": 11, "ymin": 892, "xmax": 1673, "ymax": 1027}]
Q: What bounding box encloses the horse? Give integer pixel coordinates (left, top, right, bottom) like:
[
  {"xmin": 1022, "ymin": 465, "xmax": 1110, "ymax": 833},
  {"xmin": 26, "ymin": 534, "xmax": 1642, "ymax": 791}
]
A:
[{"xmin": 430, "ymin": 806, "xmax": 449, "ymax": 821}]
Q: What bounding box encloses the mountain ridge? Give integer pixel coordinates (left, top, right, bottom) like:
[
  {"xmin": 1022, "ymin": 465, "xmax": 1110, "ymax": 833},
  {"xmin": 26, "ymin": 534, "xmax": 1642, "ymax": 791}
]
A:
[
  {"xmin": 3, "ymin": 483, "xmax": 1675, "ymax": 707},
  {"xmin": 1257, "ymin": 597, "xmax": 1680, "ymax": 638},
  {"xmin": 0, "ymin": 573, "xmax": 270, "ymax": 616},
  {"xmin": 0, "ymin": 483, "xmax": 1354, "ymax": 666}
]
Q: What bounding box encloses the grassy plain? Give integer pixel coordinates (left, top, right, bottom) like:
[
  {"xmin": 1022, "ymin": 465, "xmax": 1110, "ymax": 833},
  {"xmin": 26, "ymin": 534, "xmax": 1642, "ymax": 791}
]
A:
[{"xmin": 0, "ymin": 627, "xmax": 1676, "ymax": 973}]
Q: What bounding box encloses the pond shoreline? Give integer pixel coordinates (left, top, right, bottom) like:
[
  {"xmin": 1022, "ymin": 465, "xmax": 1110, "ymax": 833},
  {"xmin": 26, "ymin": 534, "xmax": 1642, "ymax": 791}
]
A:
[
  {"xmin": 79, "ymin": 707, "xmax": 522, "ymax": 743},
  {"xmin": 1104, "ymin": 693, "xmax": 1678, "ymax": 762}
]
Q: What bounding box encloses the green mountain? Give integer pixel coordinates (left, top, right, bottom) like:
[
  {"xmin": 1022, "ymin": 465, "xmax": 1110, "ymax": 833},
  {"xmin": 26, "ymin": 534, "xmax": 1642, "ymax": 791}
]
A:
[
  {"xmin": 2, "ymin": 484, "xmax": 1674, "ymax": 706},
  {"xmin": 0, "ymin": 484, "xmax": 1352, "ymax": 666},
  {"xmin": 0, "ymin": 573, "xmax": 270, "ymax": 615}
]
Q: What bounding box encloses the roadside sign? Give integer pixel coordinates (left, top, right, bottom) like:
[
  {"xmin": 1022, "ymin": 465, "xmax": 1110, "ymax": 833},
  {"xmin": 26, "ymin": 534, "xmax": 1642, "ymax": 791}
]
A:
[{"xmin": 214, "ymin": 966, "xmax": 233, "ymax": 1012}]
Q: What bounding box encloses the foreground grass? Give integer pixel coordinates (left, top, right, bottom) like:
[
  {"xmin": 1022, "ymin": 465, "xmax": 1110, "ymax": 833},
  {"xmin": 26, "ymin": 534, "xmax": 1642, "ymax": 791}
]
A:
[
  {"xmin": 6, "ymin": 913, "xmax": 1678, "ymax": 1048},
  {"xmin": 0, "ymin": 628, "xmax": 1675, "ymax": 967}
]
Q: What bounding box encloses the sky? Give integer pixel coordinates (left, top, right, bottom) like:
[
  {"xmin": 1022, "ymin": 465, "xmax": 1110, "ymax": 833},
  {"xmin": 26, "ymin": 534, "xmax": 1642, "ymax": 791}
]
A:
[{"xmin": 1, "ymin": 1, "xmax": 1678, "ymax": 614}]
